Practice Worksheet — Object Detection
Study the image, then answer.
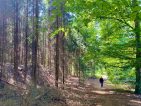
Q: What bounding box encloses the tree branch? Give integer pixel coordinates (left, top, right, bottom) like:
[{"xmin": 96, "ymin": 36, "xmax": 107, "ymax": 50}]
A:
[{"xmin": 99, "ymin": 16, "xmax": 134, "ymax": 29}]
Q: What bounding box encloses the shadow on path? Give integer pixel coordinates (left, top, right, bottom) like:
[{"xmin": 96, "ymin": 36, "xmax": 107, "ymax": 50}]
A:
[{"xmin": 63, "ymin": 77, "xmax": 141, "ymax": 106}]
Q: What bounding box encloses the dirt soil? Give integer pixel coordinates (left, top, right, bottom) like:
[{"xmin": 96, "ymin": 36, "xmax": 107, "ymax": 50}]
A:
[
  {"xmin": 62, "ymin": 77, "xmax": 141, "ymax": 106},
  {"xmin": 1, "ymin": 64, "xmax": 141, "ymax": 106}
]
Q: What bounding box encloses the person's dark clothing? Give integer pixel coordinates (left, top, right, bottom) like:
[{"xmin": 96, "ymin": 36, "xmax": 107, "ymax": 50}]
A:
[{"xmin": 99, "ymin": 77, "xmax": 104, "ymax": 87}]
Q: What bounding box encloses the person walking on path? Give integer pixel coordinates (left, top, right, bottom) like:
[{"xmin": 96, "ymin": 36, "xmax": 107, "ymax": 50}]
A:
[{"xmin": 99, "ymin": 77, "xmax": 104, "ymax": 87}]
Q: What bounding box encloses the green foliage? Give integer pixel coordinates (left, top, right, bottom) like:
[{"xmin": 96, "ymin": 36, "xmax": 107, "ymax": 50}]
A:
[{"xmin": 64, "ymin": 0, "xmax": 140, "ymax": 88}]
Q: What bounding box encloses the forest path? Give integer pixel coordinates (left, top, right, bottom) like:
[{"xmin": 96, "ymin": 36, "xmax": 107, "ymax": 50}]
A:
[{"xmin": 62, "ymin": 77, "xmax": 141, "ymax": 106}]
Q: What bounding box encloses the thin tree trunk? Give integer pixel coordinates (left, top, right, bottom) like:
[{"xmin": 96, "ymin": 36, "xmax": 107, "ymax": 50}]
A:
[
  {"xmin": 24, "ymin": 0, "xmax": 29, "ymax": 80},
  {"xmin": 0, "ymin": 4, "xmax": 7, "ymax": 88},
  {"xmin": 60, "ymin": 2, "xmax": 65, "ymax": 85},
  {"xmin": 62, "ymin": 35, "xmax": 65, "ymax": 85},
  {"xmin": 14, "ymin": 0, "xmax": 19, "ymax": 81},
  {"xmin": 55, "ymin": 16, "xmax": 59, "ymax": 87},
  {"xmin": 47, "ymin": 6, "xmax": 52, "ymax": 72}
]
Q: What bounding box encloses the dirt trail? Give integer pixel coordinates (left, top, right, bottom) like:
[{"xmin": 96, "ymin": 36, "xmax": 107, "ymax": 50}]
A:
[{"xmin": 63, "ymin": 77, "xmax": 141, "ymax": 106}]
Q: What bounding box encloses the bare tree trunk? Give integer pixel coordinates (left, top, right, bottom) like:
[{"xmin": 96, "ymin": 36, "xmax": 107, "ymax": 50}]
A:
[
  {"xmin": 14, "ymin": 0, "xmax": 19, "ymax": 81},
  {"xmin": 0, "ymin": 2, "xmax": 7, "ymax": 88},
  {"xmin": 41, "ymin": 31, "xmax": 46, "ymax": 66},
  {"xmin": 55, "ymin": 16, "xmax": 59, "ymax": 87},
  {"xmin": 60, "ymin": 2, "xmax": 65, "ymax": 85},
  {"xmin": 47, "ymin": 6, "xmax": 52, "ymax": 72},
  {"xmin": 24, "ymin": 0, "xmax": 29, "ymax": 80},
  {"xmin": 32, "ymin": 0, "xmax": 39, "ymax": 86},
  {"xmin": 62, "ymin": 36, "xmax": 65, "ymax": 85}
]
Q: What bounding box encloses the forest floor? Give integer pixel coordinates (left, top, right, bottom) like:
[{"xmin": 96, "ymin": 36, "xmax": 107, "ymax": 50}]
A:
[
  {"xmin": 1, "ymin": 64, "xmax": 141, "ymax": 106},
  {"xmin": 62, "ymin": 76, "xmax": 141, "ymax": 106}
]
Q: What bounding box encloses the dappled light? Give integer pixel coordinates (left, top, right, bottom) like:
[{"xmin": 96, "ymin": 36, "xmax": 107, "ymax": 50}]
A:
[
  {"xmin": 130, "ymin": 100, "xmax": 141, "ymax": 104},
  {"xmin": 61, "ymin": 76, "xmax": 141, "ymax": 106},
  {"xmin": 0, "ymin": 0, "xmax": 141, "ymax": 106},
  {"xmin": 91, "ymin": 90, "xmax": 115, "ymax": 95}
]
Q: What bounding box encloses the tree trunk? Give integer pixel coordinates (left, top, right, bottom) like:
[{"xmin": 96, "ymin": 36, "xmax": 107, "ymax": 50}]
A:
[
  {"xmin": 133, "ymin": 0, "xmax": 141, "ymax": 94},
  {"xmin": 24, "ymin": 0, "xmax": 29, "ymax": 80},
  {"xmin": 14, "ymin": 0, "xmax": 19, "ymax": 81},
  {"xmin": 55, "ymin": 16, "xmax": 59, "ymax": 87},
  {"xmin": 62, "ymin": 35, "xmax": 65, "ymax": 85},
  {"xmin": 32, "ymin": 0, "xmax": 39, "ymax": 86},
  {"xmin": 0, "ymin": 2, "xmax": 7, "ymax": 88}
]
